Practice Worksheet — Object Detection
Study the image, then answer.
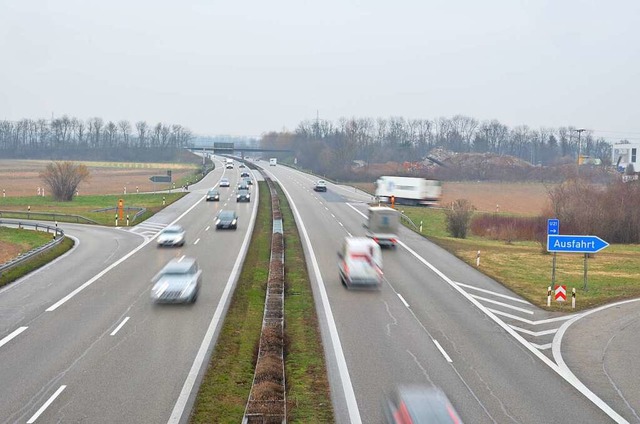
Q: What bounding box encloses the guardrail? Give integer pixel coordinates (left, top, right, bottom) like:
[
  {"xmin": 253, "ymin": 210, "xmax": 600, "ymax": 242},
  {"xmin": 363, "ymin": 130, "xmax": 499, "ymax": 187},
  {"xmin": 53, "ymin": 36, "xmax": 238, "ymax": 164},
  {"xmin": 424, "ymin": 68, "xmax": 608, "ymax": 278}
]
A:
[
  {"xmin": 0, "ymin": 220, "xmax": 65, "ymax": 276},
  {"xmin": 0, "ymin": 210, "xmax": 99, "ymax": 225}
]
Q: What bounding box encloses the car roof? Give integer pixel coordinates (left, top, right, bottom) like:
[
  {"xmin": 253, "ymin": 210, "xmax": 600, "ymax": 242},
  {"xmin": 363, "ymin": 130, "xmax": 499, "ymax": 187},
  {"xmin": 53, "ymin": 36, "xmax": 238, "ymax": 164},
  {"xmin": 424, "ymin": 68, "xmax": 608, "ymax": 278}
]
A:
[
  {"xmin": 164, "ymin": 225, "xmax": 184, "ymax": 232},
  {"xmin": 162, "ymin": 257, "xmax": 196, "ymax": 273},
  {"xmin": 208, "ymin": 188, "xmax": 219, "ymax": 192},
  {"xmin": 219, "ymin": 210, "xmax": 237, "ymax": 217}
]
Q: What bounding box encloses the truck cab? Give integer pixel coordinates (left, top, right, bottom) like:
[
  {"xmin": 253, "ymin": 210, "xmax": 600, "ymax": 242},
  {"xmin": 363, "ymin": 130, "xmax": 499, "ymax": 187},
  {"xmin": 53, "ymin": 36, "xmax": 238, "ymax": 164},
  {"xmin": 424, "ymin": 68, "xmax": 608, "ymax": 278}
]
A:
[
  {"xmin": 338, "ymin": 237, "xmax": 383, "ymax": 289},
  {"xmin": 269, "ymin": 158, "xmax": 277, "ymax": 166}
]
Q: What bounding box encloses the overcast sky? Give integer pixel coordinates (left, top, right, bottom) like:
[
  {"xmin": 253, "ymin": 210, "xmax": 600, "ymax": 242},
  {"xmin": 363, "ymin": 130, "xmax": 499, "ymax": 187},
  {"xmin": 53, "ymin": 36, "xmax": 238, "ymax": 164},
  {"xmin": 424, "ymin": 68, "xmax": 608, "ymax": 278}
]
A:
[{"xmin": 1, "ymin": 0, "xmax": 639, "ymax": 140}]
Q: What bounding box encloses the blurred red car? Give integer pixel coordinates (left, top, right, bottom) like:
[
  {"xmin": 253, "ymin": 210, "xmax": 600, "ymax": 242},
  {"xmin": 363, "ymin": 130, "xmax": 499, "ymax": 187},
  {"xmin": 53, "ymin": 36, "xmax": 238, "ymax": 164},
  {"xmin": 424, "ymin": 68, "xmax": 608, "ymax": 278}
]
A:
[{"xmin": 383, "ymin": 386, "xmax": 463, "ymax": 424}]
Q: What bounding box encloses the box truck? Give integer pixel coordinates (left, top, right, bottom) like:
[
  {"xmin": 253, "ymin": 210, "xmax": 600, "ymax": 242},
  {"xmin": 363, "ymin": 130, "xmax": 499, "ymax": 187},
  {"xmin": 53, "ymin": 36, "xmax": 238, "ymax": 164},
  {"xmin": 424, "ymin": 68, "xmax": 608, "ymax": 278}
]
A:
[
  {"xmin": 363, "ymin": 206, "xmax": 399, "ymax": 248},
  {"xmin": 375, "ymin": 176, "xmax": 441, "ymax": 206},
  {"xmin": 269, "ymin": 158, "xmax": 277, "ymax": 166}
]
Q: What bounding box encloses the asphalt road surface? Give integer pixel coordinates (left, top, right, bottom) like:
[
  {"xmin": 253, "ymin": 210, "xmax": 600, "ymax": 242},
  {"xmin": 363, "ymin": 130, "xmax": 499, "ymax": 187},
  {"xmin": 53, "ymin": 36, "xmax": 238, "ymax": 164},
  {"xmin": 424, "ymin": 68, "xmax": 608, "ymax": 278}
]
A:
[
  {"xmin": 0, "ymin": 158, "xmax": 259, "ymax": 423},
  {"xmin": 264, "ymin": 164, "xmax": 619, "ymax": 424}
]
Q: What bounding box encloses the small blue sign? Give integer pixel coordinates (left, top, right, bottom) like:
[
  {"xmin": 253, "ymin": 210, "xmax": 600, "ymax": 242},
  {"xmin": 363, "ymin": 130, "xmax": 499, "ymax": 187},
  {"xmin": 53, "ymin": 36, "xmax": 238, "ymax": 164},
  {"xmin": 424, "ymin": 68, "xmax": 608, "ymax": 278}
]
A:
[
  {"xmin": 547, "ymin": 219, "xmax": 560, "ymax": 235},
  {"xmin": 547, "ymin": 235, "xmax": 609, "ymax": 253}
]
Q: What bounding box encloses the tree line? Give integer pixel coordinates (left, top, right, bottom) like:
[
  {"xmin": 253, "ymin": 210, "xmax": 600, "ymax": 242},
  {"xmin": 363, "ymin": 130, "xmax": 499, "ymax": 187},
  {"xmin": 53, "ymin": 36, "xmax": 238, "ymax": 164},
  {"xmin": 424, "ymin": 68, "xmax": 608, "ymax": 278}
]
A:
[
  {"xmin": 261, "ymin": 115, "xmax": 614, "ymax": 179},
  {"xmin": 0, "ymin": 116, "xmax": 193, "ymax": 161}
]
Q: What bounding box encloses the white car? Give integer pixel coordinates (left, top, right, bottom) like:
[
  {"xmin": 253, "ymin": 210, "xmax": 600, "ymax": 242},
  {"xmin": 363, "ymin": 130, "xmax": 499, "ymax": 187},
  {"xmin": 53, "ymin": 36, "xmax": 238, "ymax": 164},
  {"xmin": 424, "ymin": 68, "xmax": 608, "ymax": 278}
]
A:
[
  {"xmin": 338, "ymin": 237, "xmax": 383, "ymax": 289},
  {"xmin": 151, "ymin": 257, "xmax": 201, "ymax": 303},
  {"xmin": 157, "ymin": 225, "xmax": 186, "ymax": 247},
  {"xmin": 220, "ymin": 177, "xmax": 230, "ymax": 187}
]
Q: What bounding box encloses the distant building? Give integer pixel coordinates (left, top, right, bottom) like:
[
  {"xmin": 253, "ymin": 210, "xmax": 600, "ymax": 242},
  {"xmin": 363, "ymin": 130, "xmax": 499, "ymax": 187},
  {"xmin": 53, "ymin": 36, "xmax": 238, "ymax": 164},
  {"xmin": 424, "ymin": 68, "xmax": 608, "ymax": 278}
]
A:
[{"xmin": 611, "ymin": 141, "xmax": 640, "ymax": 172}]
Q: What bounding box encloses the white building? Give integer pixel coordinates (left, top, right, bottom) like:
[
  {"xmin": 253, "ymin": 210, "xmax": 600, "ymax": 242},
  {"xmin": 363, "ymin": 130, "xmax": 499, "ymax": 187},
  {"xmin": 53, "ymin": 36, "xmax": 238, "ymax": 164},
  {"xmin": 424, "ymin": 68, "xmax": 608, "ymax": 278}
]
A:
[{"xmin": 611, "ymin": 141, "xmax": 640, "ymax": 171}]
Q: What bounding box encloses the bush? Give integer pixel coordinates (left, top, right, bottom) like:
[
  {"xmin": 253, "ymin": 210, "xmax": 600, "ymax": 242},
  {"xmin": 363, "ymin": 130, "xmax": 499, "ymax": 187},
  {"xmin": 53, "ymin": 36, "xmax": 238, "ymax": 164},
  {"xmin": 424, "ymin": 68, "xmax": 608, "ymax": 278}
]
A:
[{"xmin": 444, "ymin": 199, "xmax": 475, "ymax": 238}]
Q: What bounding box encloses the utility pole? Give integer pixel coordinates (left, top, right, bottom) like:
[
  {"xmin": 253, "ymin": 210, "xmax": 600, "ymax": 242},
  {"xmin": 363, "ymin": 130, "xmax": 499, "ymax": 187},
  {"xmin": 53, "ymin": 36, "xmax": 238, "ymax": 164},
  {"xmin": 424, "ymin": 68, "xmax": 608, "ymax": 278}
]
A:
[{"xmin": 575, "ymin": 128, "xmax": 586, "ymax": 176}]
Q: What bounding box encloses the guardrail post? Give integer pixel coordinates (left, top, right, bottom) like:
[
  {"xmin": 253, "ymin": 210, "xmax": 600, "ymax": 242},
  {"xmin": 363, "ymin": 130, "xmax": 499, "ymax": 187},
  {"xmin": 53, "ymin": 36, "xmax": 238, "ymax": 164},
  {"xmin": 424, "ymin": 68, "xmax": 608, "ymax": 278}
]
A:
[
  {"xmin": 572, "ymin": 288, "xmax": 576, "ymax": 309},
  {"xmin": 2, "ymin": 189, "xmax": 5, "ymax": 198},
  {"xmin": 420, "ymin": 220, "xmax": 423, "ymax": 233},
  {"xmin": 136, "ymin": 186, "xmax": 139, "ymax": 194},
  {"xmin": 476, "ymin": 250, "xmax": 480, "ymax": 267},
  {"xmin": 126, "ymin": 214, "xmax": 130, "ymax": 226},
  {"xmin": 547, "ymin": 286, "xmax": 552, "ymax": 307},
  {"xmin": 163, "ymin": 196, "xmax": 166, "ymax": 206},
  {"xmin": 115, "ymin": 214, "xmax": 118, "ymax": 227}
]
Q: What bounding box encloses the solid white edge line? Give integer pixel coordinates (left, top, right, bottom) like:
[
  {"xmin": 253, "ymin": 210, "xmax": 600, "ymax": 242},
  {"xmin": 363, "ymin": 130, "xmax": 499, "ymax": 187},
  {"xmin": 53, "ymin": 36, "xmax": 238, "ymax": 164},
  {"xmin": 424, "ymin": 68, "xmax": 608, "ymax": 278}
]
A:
[
  {"xmin": 110, "ymin": 317, "xmax": 130, "ymax": 336},
  {"xmin": 345, "ymin": 202, "xmax": 628, "ymax": 424},
  {"xmin": 26, "ymin": 385, "xmax": 66, "ymax": 423},
  {"xmin": 433, "ymin": 339, "xmax": 453, "ymax": 363},
  {"xmin": 397, "ymin": 293, "xmax": 410, "ymax": 308},
  {"xmin": 267, "ymin": 173, "xmax": 362, "ymax": 424},
  {"xmin": 46, "ymin": 189, "xmax": 208, "ymax": 312},
  {"xmin": 0, "ymin": 326, "xmax": 28, "ymax": 349},
  {"xmin": 167, "ymin": 178, "xmax": 259, "ymax": 424}
]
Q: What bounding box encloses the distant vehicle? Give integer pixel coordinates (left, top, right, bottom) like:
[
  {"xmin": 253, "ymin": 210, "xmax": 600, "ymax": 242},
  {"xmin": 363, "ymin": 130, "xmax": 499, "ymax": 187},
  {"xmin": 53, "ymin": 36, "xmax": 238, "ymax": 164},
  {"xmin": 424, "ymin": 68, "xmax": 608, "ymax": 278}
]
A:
[
  {"xmin": 243, "ymin": 176, "xmax": 253, "ymax": 186},
  {"xmin": 314, "ymin": 180, "xmax": 327, "ymax": 192},
  {"xmin": 225, "ymin": 158, "xmax": 234, "ymax": 169},
  {"xmin": 150, "ymin": 257, "xmax": 201, "ymax": 303},
  {"xmin": 238, "ymin": 163, "xmax": 246, "ymax": 168},
  {"xmin": 383, "ymin": 386, "xmax": 463, "ymax": 424},
  {"xmin": 237, "ymin": 181, "xmax": 249, "ymax": 190},
  {"xmin": 364, "ymin": 206, "xmax": 399, "ymax": 248},
  {"xmin": 240, "ymin": 171, "xmax": 250, "ymax": 178},
  {"xmin": 237, "ymin": 188, "xmax": 251, "ymax": 202},
  {"xmin": 215, "ymin": 210, "xmax": 238, "ymax": 229},
  {"xmin": 206, "ymin": 188, "xmax": 220, "ymax": 201},
  {"xmin": 337, "ymin": 237, "xmax": 383, "ymax": 289},
  {"xmin": 156, "ymin": 225, "xmax": 186, "ymax": 247},
  {"xmin": 375, "ymin": 176, "xmax": 442, "ymax": 206},
  {"xmin": 219, "ymin": 177, "xmax": 230, "ymax": 187},
  {"xmin": 269, "ymin": 158, "xmax": 277, "ymax": 166}
]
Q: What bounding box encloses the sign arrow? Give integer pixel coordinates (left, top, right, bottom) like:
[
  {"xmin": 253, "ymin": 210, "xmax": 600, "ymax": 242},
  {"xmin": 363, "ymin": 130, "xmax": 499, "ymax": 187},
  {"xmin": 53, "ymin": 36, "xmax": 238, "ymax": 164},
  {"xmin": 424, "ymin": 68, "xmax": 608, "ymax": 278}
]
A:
[{"xmin": 547, "ymin": 235, "xmax": 609, "ymax": 253}]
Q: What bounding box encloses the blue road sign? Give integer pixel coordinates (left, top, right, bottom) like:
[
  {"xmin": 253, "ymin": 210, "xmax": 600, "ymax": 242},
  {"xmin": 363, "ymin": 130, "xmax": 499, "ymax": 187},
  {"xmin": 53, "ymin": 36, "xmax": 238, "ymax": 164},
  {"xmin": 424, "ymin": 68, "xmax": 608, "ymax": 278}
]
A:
[
  {"xmin": 547, "ymin": 235, "xmax": 609, "ymax": 253},
  {"xmin": 547, "ymin": 219, "xmax": 560, "ymax": 235}
]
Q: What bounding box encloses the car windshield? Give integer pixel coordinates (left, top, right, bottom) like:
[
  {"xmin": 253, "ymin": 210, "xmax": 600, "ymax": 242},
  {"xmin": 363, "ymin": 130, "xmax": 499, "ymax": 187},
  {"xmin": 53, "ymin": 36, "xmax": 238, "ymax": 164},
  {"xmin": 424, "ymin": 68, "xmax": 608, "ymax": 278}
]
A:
[
  {"xmin": 219, "ymin": 211, "xmax": 235, "ymax": 219},
  {"xmin": 163, "ymin": 228, "xmax": 182, "ymax": 234},
  {"xmin": 208, "ymin": 189, "xmax": 218, "ymax": 194}
]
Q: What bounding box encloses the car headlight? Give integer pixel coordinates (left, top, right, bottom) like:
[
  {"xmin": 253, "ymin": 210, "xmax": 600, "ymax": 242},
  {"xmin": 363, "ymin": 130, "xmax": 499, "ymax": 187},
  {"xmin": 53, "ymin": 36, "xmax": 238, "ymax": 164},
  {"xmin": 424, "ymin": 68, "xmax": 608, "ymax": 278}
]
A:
[
  {"xmin": 237, "ymin": 195, "xmax": 240, "ymax": 199},
  {"xmin": 215, "ymin": 219, "xmax": 221, "ymax": 225},
  {"xmin": 231, "ymin": 219, "xmax": 237, "ymax": 225}
]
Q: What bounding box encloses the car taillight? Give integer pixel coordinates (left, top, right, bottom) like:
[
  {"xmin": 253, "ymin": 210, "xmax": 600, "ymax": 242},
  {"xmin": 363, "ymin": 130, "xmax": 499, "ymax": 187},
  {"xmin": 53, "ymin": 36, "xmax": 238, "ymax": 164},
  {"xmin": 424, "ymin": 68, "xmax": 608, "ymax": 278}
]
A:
[
  {"xmin": 391, "ymin": 238, "xmax": 397, "ymax": 244},
  {"xmin": 373, "ymin": 237, "xmax": 379, "ymax": 243}
]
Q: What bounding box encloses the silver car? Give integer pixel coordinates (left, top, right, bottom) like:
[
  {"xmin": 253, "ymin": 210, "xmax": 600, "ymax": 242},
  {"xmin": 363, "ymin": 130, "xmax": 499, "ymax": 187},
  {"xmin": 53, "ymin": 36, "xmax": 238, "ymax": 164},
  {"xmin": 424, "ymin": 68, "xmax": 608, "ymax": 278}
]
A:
[
  {"xmin": 151, "ymin": 257, "xmax": 201, "ymax": 303},
  {"xmin": 157, "ymin": 225, "xmax": 186, "ymax": 247}
]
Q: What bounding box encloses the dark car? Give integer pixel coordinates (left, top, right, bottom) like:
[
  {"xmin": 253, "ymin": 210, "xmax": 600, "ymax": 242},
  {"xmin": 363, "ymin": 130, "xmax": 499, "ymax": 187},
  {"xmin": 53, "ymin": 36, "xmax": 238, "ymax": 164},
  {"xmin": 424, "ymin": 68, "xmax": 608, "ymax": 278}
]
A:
[
  {"xmin": 243, "ymin": 176, "xmax": 253, "ymax": 185},
  {"xmin": 314, "ymin": 180, "xmax": 327, "ymax": 192},
  {"xmin": 206, "ymin": 188, "xmax": 220, "ymax": 201},
  {"xmin": 383, "ymin": 386, "xmax": 463, "ymax": 424},
  {"xmin": 238, "ymin": 164, "xmax": 246, "ymax": 168},
  {"xmin": 240, "ymin": 171, "xmax": 250, "ymax": 178},
  {"xmin": 237, "ymin": 188, "xmax": 251, "ymax": 202},
  {"xmin": 216, "ymin": 210, "xmax": 238, "ymax": 229}
]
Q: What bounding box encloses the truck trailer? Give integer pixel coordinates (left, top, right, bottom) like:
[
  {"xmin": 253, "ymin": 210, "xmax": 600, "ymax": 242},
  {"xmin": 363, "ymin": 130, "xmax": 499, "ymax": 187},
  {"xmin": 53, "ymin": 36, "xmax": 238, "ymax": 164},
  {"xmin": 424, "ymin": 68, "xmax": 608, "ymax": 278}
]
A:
[{"xmin": 375, "ymin": 176, "xmax": 441, "ymax": 206}]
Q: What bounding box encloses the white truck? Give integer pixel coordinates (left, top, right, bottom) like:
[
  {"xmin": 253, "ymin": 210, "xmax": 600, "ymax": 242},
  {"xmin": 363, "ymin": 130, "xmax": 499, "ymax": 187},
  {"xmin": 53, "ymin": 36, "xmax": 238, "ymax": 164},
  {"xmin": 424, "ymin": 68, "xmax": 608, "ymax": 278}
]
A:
[
  {"xmin": 375, "ymin": 176, "xmax": 441, "ymax": 206},
  {"xmin": 269, "ymin": 158, "xmax": 277, "ymax": 166},
  {"xmin": 363, "ymin": 206, "xmax": 399, "ymax": 248},
  {"xmin": 225, "ymin": 158, "xmax": 234, "ymax": 169},
  {"xmin": 337, "ymin": 237, "xmax": 383, "ymax": 289}
]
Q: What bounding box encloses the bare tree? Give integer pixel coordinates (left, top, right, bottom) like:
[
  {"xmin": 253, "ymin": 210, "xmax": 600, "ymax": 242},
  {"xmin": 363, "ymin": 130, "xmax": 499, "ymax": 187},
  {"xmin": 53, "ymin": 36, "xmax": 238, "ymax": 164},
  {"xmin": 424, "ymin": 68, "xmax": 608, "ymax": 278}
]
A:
[
  {"xmin": 40, "ymin": 161, "xmax": 91, "ymax": 201},
  {"xmin": 118, "ymin": 120, "xmax": 131, "ymax": 147}
]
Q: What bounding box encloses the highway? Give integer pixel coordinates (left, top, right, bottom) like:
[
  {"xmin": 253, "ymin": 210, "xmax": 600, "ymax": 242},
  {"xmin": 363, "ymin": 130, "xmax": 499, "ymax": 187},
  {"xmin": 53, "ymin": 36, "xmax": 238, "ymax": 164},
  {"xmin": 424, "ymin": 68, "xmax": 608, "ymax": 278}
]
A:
[
  {"xmin": 0, "ymin": 158, "xmax": 258, "ymax": 423},
  {"xmin": 263, "ymin": 164, "xmax": 617, "ymax": 423}
]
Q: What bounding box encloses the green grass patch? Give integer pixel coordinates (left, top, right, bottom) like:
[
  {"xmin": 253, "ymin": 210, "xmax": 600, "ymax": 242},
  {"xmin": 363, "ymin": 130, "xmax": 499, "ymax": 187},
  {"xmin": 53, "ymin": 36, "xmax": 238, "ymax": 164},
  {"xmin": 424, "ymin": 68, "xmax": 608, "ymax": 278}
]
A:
[
  {"xmin": 0, "ymin": 193, "xmax": 186, "ymax": 226},
  {"xmin": 190, "ymin": 183, "xmax": 271, "ymax": 423},
  {"xmin": 277, "ymin": 186, "xmax": 334, "ymax": 423},
  {"xmin": 0, "ymin": 226, "xmax": 53, "ymax": 250},
  {"xmin": 397, "ymin": 205, "xmax": 640, "ymax": 312},
  {"xmin": 0, "ymin": 236, "xmax": 74, "ymax": 288}
]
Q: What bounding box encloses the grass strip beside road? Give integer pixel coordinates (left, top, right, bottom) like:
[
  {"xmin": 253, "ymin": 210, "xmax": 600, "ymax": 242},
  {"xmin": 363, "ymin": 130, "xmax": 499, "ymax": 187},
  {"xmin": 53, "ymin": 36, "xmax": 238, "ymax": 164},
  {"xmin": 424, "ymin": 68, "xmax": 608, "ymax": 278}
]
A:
[
  {"xmin": 0, "ymin": 236, "xmax": 74, "ymax": 288},
  {"xmin": 0, "ymin": 193, "xmax": 186, "ymax": 226},
  {"xmin": 276, "ymin": 185, "xmax": 334, "ymax": 423},
  {"xmin": 400, "ymin": 205, "xmax": 640, "ymax": 311},
  {"xmin": 190, "ymin": 181, "xmax": 333, "ymax": 423},
  {"xmin": 190, "ymin": 182, "xmax": 271, "ymax": 423}
]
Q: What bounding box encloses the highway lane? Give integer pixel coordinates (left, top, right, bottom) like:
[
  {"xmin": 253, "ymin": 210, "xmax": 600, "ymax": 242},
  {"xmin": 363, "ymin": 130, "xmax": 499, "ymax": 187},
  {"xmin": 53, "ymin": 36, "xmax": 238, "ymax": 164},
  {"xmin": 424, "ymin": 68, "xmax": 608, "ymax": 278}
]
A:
[
  {"xmin": 0, "ymin": 159, "xmax": 260, "ymax": 423},
  {"xmin": 265, "ymin": 165, "xmax": 613, "ymax": 423}
]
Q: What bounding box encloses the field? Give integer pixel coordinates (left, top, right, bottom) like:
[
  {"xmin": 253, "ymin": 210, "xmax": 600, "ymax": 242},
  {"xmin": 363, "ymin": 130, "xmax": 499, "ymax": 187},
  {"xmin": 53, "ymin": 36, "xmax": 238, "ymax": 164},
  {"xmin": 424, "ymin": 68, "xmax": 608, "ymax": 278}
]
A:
[
  {"xmin": 352, "ymin": 181, "xmax": 554, "ymax": 215},
  {"xmin": 0, "ymin": 159, "xmax": 200, "ymax": 197}
]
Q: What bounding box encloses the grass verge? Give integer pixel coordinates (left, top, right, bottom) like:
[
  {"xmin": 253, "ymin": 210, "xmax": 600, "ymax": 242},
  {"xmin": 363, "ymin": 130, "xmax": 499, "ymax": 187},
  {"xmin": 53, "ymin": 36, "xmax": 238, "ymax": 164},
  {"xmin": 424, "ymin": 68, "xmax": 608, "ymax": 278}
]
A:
[
  {"xmin": 190, "ymin": 182, "xmax": 271, "ymax": 423},
  {"xmin": 190, "ymin": 180, "xmax": 333, "ymax": 423},
  {"xmin": 277, "ymin": 185, "xmax": 334, "ymax": 423},
  {"xmin": 399, "ymin": 205, "xmax": 640, "ymax": 311},
  {"xmin": 0, "ymin": 237, "xmax": 74, "ymax": 288},
  {"xmin": 0, "ymin": 193, "xmax": 186, "ymax": 226}
]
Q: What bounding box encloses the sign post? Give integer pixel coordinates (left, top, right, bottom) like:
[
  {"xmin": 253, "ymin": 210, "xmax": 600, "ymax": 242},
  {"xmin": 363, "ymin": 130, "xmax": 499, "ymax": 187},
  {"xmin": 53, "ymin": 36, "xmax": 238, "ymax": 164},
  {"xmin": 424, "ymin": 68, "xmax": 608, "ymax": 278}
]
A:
[
  {"xmin": 547, "ymin": 219, "xmax": 560, "ymax": 289},
  {"xmin": 547, "ymin": 233, "xmax": 609, "ymax": 291}
]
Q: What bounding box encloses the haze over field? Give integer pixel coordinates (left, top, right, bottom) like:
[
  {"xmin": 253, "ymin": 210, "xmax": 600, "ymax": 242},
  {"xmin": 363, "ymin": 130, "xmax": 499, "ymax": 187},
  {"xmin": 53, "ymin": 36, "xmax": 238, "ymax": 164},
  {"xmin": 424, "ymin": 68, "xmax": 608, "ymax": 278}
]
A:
[{"xmin": 1, "ymin": 1, "xmax": 639, "ymax": 140}]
